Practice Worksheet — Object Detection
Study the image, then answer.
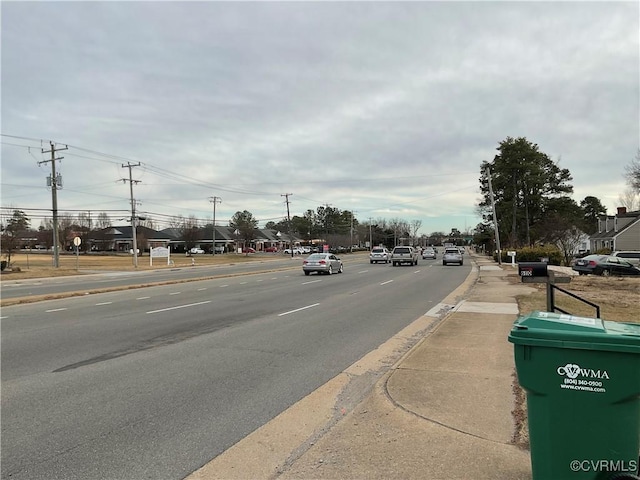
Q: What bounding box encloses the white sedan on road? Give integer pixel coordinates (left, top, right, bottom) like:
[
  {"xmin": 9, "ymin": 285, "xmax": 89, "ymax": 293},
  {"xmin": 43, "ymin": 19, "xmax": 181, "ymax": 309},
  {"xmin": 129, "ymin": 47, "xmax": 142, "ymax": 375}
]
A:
[{"xmin": 302, "ymin": 253, "xmax": 344, "ymax": 275}]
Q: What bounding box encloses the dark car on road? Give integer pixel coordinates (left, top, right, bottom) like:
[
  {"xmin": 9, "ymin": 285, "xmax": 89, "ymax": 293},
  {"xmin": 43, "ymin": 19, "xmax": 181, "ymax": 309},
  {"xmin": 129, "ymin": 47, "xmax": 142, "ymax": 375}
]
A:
[{"xmin": 572, "ymin": 255, "xmax": 640, "ymax": 276}]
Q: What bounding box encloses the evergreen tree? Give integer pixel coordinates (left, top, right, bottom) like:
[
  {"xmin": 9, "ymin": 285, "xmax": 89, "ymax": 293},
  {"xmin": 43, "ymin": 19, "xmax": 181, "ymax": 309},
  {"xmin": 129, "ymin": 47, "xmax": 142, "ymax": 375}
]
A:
[{"xmin": 479, "ymin": 137, "xmax": 573, "ymax": 247}]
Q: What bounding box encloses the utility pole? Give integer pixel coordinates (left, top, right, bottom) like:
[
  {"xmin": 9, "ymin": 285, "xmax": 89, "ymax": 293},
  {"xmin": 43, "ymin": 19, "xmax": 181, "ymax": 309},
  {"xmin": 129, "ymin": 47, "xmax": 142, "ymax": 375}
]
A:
[
  {"xmin": 209, "ymin": 196, "xmax": 221, "ymax": 255},
  {"xmin": 40, "ymin": 142, "xmax": 67, "ymax": 268},
  {"xmin": 282, "ymin": 193, "xmax": 294, "ymax": 258},
  {"xmin": 369, "ymin": 217, "xmax": 373, "ymax": 250},
  {"xmin": 350, "ymin": 210, "xmax": 357, "ymax": 253},
  {"xmin": 486, "ymin": 166, "xmax": 502, "ymax": 265},
  {"xmin": 122, "ymin": 162, "xmax": 141, "ymax": 268}
]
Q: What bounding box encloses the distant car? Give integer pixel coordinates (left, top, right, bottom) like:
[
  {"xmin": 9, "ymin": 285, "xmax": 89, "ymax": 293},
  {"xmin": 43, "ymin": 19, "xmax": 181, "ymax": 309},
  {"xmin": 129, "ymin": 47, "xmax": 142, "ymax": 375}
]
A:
[
  {"xmin": 213, "ymin": 246, "xmax": 225, "ymax": 254},
  {"xmin": 265, "ymin": 246, "xmax": 278, "ymax": 253},
  {"xmin": 283, "ymin": 247, "xmax": 304, "ymax": 255},
  {"xmin": 242, "ymin": 247, "xmax": 256, "ymax": 254},
  {"xmin": 370, "ymin": 247, "xmax": 391, "ymax": 264},
  {"xmin": 190, "ymin": 248, "xmax": 205, "ymax": 254},
  {"xmin": 422, "ymin": 247, "xmax": 436, "ymax": 260},
  {"xmin": 302, "ymin": 253, "xmax": 343, "ymax": 275},
  {"xmin": 572, "ymin": 255, "xmax": 640, "ymax": 276},
  {"xmin": 442, "ymin": 247, "xmax": 463, "ymax": 266}
]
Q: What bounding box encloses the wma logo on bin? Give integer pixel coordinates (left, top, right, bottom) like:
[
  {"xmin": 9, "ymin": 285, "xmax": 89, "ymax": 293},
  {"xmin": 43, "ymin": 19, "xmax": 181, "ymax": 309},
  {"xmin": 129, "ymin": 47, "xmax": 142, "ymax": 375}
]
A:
[{"xmin": 557, "ymin": 363, "xmax": 610, "ymax": 380}]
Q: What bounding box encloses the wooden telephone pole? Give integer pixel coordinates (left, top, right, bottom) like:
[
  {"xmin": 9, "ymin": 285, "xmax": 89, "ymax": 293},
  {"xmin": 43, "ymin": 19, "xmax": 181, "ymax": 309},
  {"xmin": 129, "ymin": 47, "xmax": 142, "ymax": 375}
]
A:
[{"xmin": 40, "ymin": 142, "xmax": 67, "ymax": 268}]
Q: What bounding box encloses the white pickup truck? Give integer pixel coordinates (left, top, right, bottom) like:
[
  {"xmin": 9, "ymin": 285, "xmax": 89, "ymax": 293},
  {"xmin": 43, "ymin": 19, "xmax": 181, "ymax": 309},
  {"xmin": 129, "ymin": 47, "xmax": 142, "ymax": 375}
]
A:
[{"xmin": 391, "ymin": 246, "xmax": 419, "ymax": 266}]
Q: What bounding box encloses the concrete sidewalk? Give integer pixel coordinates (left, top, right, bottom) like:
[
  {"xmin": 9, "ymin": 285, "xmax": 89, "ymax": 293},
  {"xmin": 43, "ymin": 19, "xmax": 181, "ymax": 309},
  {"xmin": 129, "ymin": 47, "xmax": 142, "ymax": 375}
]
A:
[{"xmin": 188, "ymin": 253, "xmax": 535, "ymax": 480}]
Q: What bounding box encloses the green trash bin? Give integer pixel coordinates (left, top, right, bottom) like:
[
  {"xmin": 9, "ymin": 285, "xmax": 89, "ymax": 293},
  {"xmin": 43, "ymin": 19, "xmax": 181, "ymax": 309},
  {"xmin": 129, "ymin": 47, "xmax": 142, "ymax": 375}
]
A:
[{"xmin": 508, "ymin": 311, "xmax": 640, "ymax": 480}]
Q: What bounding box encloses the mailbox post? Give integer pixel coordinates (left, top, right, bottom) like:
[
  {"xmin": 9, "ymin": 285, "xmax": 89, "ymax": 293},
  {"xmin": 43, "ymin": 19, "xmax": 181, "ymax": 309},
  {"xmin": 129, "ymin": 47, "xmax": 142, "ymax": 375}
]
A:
[
  {"xmin": 518, "ymin": 262, "xmax": 548, "ymax": 279},
  {"xmin": 518, "ymin": 261, "xmax": 573, "ymax": 314}
]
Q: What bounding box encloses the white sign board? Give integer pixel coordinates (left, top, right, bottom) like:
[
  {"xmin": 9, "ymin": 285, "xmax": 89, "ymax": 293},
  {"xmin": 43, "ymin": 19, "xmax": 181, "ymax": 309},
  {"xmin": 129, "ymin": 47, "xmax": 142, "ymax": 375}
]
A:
[{"xmin": 150, "ymin": 246, "xmax": 171, "ymax": 266}]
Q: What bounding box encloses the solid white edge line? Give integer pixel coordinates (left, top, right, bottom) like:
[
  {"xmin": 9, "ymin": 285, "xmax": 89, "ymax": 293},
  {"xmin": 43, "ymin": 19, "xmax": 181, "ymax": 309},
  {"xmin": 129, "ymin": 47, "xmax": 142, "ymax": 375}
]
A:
[
  {"xmin": 147, "ymin": 300, "xmax": 211, "ymax": 314},
  {"xmin": 278, "ymin": 303, "xmax": 320, "ymax": 316}
]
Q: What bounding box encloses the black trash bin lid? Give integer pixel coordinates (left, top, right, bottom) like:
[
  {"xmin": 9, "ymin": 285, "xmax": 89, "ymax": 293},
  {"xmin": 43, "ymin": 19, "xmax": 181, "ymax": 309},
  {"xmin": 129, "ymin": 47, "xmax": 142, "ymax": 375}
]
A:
[{"xmin": 508, "ymin": 311, "xmax": 640, "ymax": 354}]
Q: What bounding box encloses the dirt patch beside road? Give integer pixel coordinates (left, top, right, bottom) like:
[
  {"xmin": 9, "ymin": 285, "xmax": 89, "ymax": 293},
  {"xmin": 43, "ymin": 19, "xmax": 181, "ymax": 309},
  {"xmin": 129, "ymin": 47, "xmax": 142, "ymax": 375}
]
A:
[
  {"xmin": 0, "ymin": 252, "xmax": 284, "ymax": 281},
  {"xmin": 511, "ymin": 273, "xmax": 639, "ymax": 324}
]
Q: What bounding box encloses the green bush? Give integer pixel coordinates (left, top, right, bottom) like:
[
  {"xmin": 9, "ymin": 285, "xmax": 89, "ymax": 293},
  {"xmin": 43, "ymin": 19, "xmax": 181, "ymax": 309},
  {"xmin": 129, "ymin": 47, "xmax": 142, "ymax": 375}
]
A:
[{"xmin": 493, "ymin": 246, "xmax": 563, "ymax": 265}]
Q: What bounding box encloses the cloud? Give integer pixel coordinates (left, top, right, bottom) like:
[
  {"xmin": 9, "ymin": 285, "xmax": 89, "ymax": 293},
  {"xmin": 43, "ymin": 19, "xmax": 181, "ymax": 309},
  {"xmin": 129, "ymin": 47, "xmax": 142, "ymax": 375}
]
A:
[{"xmin": 2, "ymin": 1, "xmax": 637, "ymax": 234}]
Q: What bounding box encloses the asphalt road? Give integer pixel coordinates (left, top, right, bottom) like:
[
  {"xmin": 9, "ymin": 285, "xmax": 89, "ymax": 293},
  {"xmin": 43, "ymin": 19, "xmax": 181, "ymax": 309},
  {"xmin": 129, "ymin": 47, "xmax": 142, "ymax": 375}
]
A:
[{"xmin": 1, "ymin": 256, "xmax": 470, "ymax": 480}]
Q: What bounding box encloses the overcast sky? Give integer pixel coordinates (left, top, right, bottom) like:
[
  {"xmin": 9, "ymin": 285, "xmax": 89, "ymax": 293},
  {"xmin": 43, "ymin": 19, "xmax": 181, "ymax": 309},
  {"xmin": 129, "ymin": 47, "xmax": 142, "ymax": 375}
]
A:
[{"xmin": 2, "ymin": 1, "xmax": 638, "ymax": 235}]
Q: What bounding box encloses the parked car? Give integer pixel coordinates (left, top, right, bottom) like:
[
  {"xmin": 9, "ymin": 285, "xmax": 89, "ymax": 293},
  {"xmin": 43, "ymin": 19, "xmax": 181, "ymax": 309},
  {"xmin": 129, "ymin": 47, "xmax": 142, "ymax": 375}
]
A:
[
  {"xmin": 265, "ymin": 246, "xmax": 278, "ymax": 253},
  {"xmin": 213, "ymin": 246, "xmax": 225, "ymax": 254},
  {"xmin": 242, "ymin": 247, "xmax": 256, "ymax": 254},
  {"xmin": 302, "ymin": 253, "xmax": 343, "ymax": 275},
  {"xmin": 572, "ymin": 255, "xmax": 640, "ymax": 276},
  {"xmin": 370, "ymin": 247, "xmax": 391, "ymax": 264},
  {"xmin": 283, "ymin": 247, "xmax": 304, "ymax": 255},
  {"xmin": 190, "ymin": 247, "xmax": 205, "ymax": 254},
  {"xmin": 442, "ymin": 247, "xmax": 463, "ymax": 266},
  {"xmin": 612, "ymin": 251, "xmax": 640, "ymax": 267},
  {"xmin": 422, "ymin": 247, "xmax": 436, "ymax": 260}
]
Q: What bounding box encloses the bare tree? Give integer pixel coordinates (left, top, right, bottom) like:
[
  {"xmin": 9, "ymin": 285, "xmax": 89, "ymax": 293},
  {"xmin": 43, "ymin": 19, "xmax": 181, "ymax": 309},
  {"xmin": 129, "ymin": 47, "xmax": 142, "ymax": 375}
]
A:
[
  {"xmin": 410, "ymin": 219, "xmax": 422, "ymax": 245},
  {"xmin": 139, "ymin": 217, "xmax": 155, "ymax": 230},
  {"xmin": 57, "ymin": 214, "xmax": 75, "ymax": 251},
  {"xmin": 96, "ymin": 212, "xmax": 111, "ymax": 229},
  {"xmin": 618, "ymin": 187, "xmax": 640, "ymax": 211},
  {"xmin": 388, "ymin": 218, "xmax": 410, "ymax": 246},
  {"xmin": 181, "ymin": 215, "xmax": 200, "ymax": 249},
  {"xmin": 169, "ymin": 215, "xmax": 184, "ymax": 229},
  {"xmin": 624, "ymin": 149, "xmax": 640, "ymax": 193}
]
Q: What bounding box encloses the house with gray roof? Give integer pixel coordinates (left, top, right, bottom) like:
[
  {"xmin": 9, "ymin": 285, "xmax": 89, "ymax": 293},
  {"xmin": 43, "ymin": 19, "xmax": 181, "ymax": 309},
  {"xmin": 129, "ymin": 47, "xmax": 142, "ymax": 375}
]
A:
[
  {"xmin": 589, "ymin": 207, "xmax": 640, "ymax": 252},
  {"xmin": 90, "ymin": 226, "xmax": 173, "ymax": 252}
]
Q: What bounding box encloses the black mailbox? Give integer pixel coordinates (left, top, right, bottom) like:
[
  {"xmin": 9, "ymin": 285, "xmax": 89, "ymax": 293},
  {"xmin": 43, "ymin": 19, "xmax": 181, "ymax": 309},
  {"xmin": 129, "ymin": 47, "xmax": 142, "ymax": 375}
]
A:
[{"xmin": 518, "ymin": 261, "xmax": 548, "ymax": 278}]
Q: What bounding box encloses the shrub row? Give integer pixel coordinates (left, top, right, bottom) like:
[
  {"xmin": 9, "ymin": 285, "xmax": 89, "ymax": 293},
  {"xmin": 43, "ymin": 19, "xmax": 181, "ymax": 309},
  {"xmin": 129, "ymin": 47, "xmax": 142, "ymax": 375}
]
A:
[{"xmin": 493, "ymin": 246, "xmax": 564, "ymax": 265}]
